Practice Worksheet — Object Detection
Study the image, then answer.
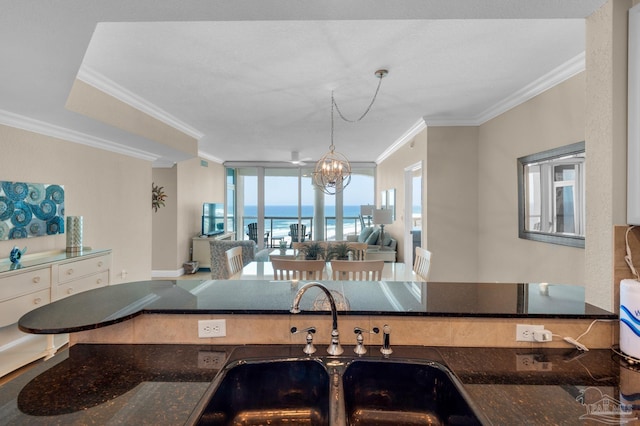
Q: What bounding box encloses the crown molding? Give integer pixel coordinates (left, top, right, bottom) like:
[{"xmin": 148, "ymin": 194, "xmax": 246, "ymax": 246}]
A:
[
  {"xmin": 427, "ymin": 52, "xmax": 586, "ymax": 127},
  {"xmin": 198, "ymin": 150, "xmax": 224, "ymax": 164},
  {"xmin": 376, "ymin": 118, "xmax": 427, "ymax": 164},
  {"xmin": 77, "ymin": 66, "xmax": 204, "ymax": 141},
  {"xmin": 0, "ymin": 109, "xmax": 160, "ymax": 162}
]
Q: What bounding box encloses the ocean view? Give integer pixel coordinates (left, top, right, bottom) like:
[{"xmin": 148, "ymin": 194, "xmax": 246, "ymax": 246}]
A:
[{"xmin": 242, "ymin": 205, "xmax": 362, "ymax": 240}]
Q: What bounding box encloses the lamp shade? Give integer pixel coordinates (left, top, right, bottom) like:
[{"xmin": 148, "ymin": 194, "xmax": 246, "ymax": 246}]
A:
[
  {"xmin": 373, "ymin": 209, "xmax": 393, "ymax": 225},
  {"xmin": 360, "ymin": 205, "xmax": 374, "ymax": 216}
]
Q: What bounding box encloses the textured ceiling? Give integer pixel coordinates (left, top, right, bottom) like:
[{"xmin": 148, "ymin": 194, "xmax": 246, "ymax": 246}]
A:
[{"xmin": 0, "ymin": 1, "xmax": 607, "ymax": 166}]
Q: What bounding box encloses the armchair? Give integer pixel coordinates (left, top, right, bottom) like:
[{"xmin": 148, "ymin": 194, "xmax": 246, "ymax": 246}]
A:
[{"xmin": 247, "ymin": 222, "xmax": 269, "ymax": 246}]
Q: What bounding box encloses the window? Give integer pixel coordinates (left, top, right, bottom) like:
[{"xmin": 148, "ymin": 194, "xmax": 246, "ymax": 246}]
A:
[{"xmin": 517, "ymin": 141, "xmax": 585, "ymax": 248}]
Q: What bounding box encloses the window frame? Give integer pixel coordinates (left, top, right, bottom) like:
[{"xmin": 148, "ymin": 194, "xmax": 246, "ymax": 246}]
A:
[{"xmin": 517, "ymin": 141, "xmax": 585, "ymax": 248}]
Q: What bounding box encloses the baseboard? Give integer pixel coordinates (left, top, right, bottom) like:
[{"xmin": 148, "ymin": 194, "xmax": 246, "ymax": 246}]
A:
[{"xmin": 151, "ymin": 268, "xmax": 185, "ymax": 278}]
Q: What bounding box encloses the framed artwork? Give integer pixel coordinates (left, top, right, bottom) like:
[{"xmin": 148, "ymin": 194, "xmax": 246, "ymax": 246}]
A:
[{"xmin": 0, "ymin": 181, "xmax": 65, "ymax": 240}]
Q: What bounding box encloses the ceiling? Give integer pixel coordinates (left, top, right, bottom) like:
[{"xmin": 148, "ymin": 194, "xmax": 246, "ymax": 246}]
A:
[{"xmin": 0, "ymin": 1, "xmax": 607, "ymax": 167}]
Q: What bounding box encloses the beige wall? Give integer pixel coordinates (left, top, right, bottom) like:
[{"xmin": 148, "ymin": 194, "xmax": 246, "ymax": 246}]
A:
[
  {"xmin": 151, "ymin": 158, "xmax": 225, "ymax": 273},
  {"xmin": 66, "ymin": 79, "xmax": 198, "ymax": 158},
  {"xmin": 477, "ymin": 74, "xmax": 586, "ymax": 284},
  {"xmin": 0, "ymin": 124, "xmax": 152, "ymax": 284},
  {"xmin": 426, "ymin": 126, "xmax": 479, "ymax": 282},
  {"xmin": 176, "ymin": 158, "xmax": 225, "ymax": 267},
  {"xmin": 379, "ymin": 74, "xmax": 586, "ymax": 284},
  {"xmin": 151, "ymin": 167, "xmax": 178, "ymax": 271},
  {"xmin": 584, "ymin": 0, "xmax": 632, "ymax": 311},
  {"xmin": 376, "ymin": 130, "xmax": 427, "ymax": 263}
]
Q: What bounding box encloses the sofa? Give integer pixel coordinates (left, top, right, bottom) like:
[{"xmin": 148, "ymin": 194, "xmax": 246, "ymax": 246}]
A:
[
  {"xmin": 209, "ymin": 240, "xmax": 256, "ymax": 279},
  {"xmin": 347, "ymin": 226, "xmax": 397, "ymax": 261}
]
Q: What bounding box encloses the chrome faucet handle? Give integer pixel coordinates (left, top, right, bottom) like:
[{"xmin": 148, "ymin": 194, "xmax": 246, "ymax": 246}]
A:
[
  {"xmin": 353, "ymin": 327, "xmax": 380, "ymax": 355},
  {"xmin": 380, "ymin": 324, "xmax": 393, "ymax": 356},
  {"xmin": 291, "ymin": 326, "xmax": 317, "ymax": 355}
]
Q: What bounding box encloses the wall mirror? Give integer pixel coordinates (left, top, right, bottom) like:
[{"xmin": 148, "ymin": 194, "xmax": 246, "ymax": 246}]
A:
[{"xmin": 517, "ymin": 141, "xmax": 585, "ymax": 248}]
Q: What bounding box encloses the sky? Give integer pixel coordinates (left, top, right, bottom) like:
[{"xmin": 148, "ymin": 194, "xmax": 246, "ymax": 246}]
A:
[{"xmin": 242, "ymin": 174, "xmax": 375, "ymax": 206}]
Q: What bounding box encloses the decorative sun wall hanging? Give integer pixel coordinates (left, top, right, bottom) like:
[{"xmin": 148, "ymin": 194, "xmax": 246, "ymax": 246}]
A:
[{"xmin": 152, "ymin": 183, "xmax": 167, "ymax": 212}]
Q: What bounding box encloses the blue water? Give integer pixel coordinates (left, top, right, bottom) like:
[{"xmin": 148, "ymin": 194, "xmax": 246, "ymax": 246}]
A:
[
  {"xmin": 244, "ymin": 205, "xmax": 361, "ymax": 217},
  {"xmin": 243, "ymin": 205, "xmax": 362, "ymax": 239}
]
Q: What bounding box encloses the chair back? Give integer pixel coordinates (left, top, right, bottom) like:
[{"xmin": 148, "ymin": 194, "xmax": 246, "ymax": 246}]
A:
[
  {"xmin": 225, "ymin": 246, "xmax": 244, "ymax": 278},
  {"xmin": 289, "ymin": 224, "xmax": 307, "ymax": 244},
  {"xmin": 247, "ymin": 222, "xmax": 269, "ymax": 245},
  {"xmin": 331, "ymin": 260, "xmax": 384, "ymax": 281},
  {"xmin": 413, "ymin": 246, "xmax": 432, "ymax": 281},
  {"xmin": 346, "ymin": 242, "xmax": 368, "ymax": 260},
  {"xmin": 271, "ymin": 258, "xmax": 325, "ymax": 280}
]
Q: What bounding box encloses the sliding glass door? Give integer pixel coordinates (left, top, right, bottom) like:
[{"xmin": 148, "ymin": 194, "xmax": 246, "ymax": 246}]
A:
[{"xmin": 230, "ymin": 165, "xmax": 374, "ymax": 247}]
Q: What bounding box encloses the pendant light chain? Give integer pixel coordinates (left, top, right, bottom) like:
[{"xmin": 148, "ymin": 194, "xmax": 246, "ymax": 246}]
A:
[
  {"xmin": 314, "ymin": 69, "xmax": 388, "ymax": 195},
  {"xmin": 332, "ymin": 71, "xmax": 385, "ymax": 123}
]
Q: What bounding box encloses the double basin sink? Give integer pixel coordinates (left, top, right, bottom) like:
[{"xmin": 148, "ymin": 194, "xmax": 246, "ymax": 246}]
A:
[{"xmin": 189, "ymin": 355, "xmax": 484, "ymax": 425}]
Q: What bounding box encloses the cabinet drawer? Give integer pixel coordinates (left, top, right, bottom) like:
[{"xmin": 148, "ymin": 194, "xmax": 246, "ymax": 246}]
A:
[
  {"xmin": 55, "ymin": 271, "xmax": 109, "ymax": 301},
  {"xmin": 0, "ymin": 268, "xmax": 50, "ymax": 302},
  {"xmin": 57, "ymin": 255, "xmax": 111, "ymax": 284},
  {"xmin": 0, "ymin": 288, "xmax": 50, "ymax": 327}
]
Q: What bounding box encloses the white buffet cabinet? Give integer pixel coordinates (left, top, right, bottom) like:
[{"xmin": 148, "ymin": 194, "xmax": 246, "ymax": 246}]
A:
[{"xmin": 0, "ymin": 248, "xmax": 111, "ymax": 378}]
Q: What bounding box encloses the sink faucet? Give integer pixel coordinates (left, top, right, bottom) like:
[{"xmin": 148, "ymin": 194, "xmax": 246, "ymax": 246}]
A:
[{"xmin": 290, "ymin": 282, "xmax": 344, "ymax": 355}]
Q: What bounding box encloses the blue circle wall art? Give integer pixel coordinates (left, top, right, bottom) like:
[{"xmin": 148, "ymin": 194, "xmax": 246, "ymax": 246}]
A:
[{"xmin": 0, "ymin": 181, "xmax": 65, "ymax": 241}]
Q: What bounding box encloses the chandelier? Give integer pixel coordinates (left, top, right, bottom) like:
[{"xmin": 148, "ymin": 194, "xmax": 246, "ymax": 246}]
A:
[{"xmin": 313, "ymin": 69, "xmax": 388, "ymax": 195}]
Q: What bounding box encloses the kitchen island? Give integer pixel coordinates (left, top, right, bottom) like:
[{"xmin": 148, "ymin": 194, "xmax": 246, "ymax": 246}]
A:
[
  {"xmin": 0, "ymin": 343, "xmax": 633, "ymax": 425},
  {"xmin": 4, "ymin": 278, "xmax": 625, "ymax": 424}
]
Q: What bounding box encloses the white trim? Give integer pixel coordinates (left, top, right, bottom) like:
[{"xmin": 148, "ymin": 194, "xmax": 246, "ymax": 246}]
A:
[
  {"xmin": 151, "ymin": 268, "xmax": 185, "ymax": 278},
  {"xmin": 0, "ymin": 109, "xmax": 160, "ymax": 162},
  {"xmin": 427, "ymin": 52, "xmax": 586, "ymax": 126},
  {"xmin": 199, "ymin": 150, "xmax": 225, "ymax": 164},
  {"xmin": 376, "ymin": 118, "xmax": 426, "ymax": 164},
  {"xmin": 628, "ymin": 4, "xmax": 640, "ymax": 224},
  {"xmin": 77, "ymin": 66, "xmax": 204, "ymax": 141}
]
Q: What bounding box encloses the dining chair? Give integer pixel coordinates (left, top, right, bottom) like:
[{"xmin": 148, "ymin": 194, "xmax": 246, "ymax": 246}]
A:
[
  {"xmin": 330, "ymin": 260, "xmax": 384, "ymax": 281},
  {"xmin": 225, "ymin": 246, "xmax": 244, "ymax": 278},
  {"xmin": 413, "ymin": 246, "xmax": 432, "ymax": 281},
  {"xmin": 271, "ymin": 258, "xmax": 325, "ymax": 280},
  {"xmin": 346, "ymin": 242, "xmax": 368, "ymax": 260}
]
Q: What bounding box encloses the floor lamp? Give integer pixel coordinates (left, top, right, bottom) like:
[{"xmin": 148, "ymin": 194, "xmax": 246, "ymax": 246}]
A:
[{"xmin": 373, "ymin": 209, "xmax": 393, "ymax": 248}]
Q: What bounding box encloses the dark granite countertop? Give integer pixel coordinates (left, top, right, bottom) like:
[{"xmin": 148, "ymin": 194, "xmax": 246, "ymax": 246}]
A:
[
  {"xmin": 19, "ymin": 279, "xmax": 615, "ymax": 334},
  {"xmin": 0, "ymin": 344, "xmax": 634, "ymax": 425}
]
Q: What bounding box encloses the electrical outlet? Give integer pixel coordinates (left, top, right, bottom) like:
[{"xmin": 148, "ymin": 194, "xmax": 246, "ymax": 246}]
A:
[
  {"xmin": 516, "ymin": 324, "xmax": 544, "ymax": 342},
  {"xmin": 198, "ymin": 351, "xmax": 226, "ymax": 369},
  {"xmin": 198, "ymin": 319, "xmax": 226, "ymax": 338},
  {"xmin": 516, "ymin": 354, "xmax": 553, "ymax": 371}
]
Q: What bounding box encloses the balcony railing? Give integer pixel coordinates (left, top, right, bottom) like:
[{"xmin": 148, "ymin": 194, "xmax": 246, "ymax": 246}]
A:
[{"xmin": 241, "ymin": 215, "xmax": 362, "ymax": 246}]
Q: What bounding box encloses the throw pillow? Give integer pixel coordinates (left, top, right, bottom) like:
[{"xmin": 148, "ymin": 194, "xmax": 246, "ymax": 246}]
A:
[
  {"xmin": 365, "ymin": 229, "xmax": 380, "ymax": 245},
  {"xmin": 357, "ymin": 226, "xmax": 374, "ymax": 243},
  {"xmin": 381, "ymin": 233, "xmax": 393, "ymax": 247}
]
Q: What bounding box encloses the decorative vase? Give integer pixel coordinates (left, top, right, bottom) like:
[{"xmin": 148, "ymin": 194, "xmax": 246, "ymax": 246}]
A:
[{"xmin": 66, "ymin": 216, "xmax": 83, "ymax": 254}]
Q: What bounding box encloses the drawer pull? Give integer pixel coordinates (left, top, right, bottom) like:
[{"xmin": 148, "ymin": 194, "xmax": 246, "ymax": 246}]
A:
[
  {"xmin": 67, "ymin": 269, "xmax": 74, "ymax": 275},
  {"xmin": 32, "ymin": 276, "xmax": 41, "ymax": 284},
  {"xmin": 67, "ymin": 288, "xmax": 74, "ymax": 294},
  {"xmin": 33, "ymin": 298, "xmax": 42, "ymax": 305},
  {"xmin": 96, "ymin": 278, "xmax": 103, "ymax": 285},
  {"xmin": 97, "ymin": 261, "xmax": 103, "ymax": 268}
]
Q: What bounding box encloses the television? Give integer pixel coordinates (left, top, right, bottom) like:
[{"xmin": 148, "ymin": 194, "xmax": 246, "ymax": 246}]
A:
[{"xmin": 202, "ymin": 203, "xmax": 225, "ymax": 236}]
